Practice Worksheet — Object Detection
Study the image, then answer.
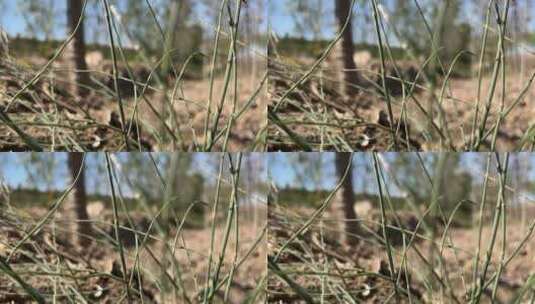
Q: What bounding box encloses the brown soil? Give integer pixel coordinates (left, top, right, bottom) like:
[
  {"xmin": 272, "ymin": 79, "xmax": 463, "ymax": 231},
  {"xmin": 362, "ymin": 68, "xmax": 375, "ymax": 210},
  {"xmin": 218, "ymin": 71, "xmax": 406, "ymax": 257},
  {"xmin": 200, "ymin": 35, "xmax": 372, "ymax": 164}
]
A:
[
  {"xmin": 267, "ymin": 51, "xmax": 535, "ymax": 151},
  {"xmin": 0, "ymin": 56, "xmax": 266, "ymax": 151},
  {"xmin": 0, "ymin": 209, "xmax": 157, "ymax": 303},
  {"xmin": 0, "ymin": 58, "xmax": 152, "ymax": 151},
  {"xmin": 267, "ymin": 59, "xmax": 422, "ymax": 151},
  {"xmin": 157, "ymin": 69, "xmax": 267, "ymax": 152},
  {"xmin": 268, "ymin": 203, "xmax": 535, "ymax": 303},
  {"xmin": 267, "ymin": 204, "xmax": 424, "ymax": 303},
  {"xmin": 411, "ymin": 211, "xmax": 535, "ymax": 303},
  {"xmin": 165, "ymin": 217, "xmax": 267, "ymax": 303},
  {"xmin": 0, "ymin": 204, "xmax": 267, "ymax": 303}
]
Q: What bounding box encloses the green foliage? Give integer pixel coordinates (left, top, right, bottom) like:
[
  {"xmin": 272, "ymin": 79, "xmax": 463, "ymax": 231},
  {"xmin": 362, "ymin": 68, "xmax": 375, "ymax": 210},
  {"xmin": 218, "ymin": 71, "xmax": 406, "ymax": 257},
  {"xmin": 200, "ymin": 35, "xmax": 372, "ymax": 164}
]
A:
[
  {"xmin": 277, "ymin": 36, "xmax": 408, "ymax": 61},
  {"xmin": 6, "ymin": 0, "xmax": 206, "ymax": 78},
  {"xmin": 277, "ymin": 187, "xmax": 330, "ymax": 207},
  {"xmin": 438, "ymin": 22, "xmax": 473, "ymax": 77},
  {"xmin": 120, "ymin": 0, "xmax": 205, "ymax": 78},
  {"xmin": 387, "ymin": 154, "xmax": 474, "ymax": 226},
  {"xmin": 164, "ymin": 153, "xmax": 206, "ymax": 227},
  {"xmin": 391, "ymin": 0, "xmax": 473, "ymax": 76},
  {"xmin": 168, "ymin": 23, "xmax": 205, "ymax": 78},
  {"xmin": 528, "ymin": 32, "xmax": 535, "ymax": 45},
  {"xmin": 435, "ymin": 154, "xmax": 474, "ymax": 225},
  {"xmin": 284, "ymin": 0, "xmax": 326, "ymax": 40},
  {"xmin": 390, "ymin": 0, "xmax": 430, "ymax": 56},
  {"xmin": 9, "ymin": 37, "xmax": 140, "ymax": 62},
  {"xmin": 9, "ymin": 187, "xmax": 141, "ymax": 209},
  {"xmin": 277, "ymin": 187, "xmax": 408, "ymax": 209}
]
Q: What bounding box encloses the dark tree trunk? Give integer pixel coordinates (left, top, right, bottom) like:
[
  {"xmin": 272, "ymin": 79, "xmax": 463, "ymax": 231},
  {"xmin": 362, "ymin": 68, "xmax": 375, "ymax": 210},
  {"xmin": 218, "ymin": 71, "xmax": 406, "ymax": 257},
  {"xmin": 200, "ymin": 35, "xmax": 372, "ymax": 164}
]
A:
[
  {"xmin": 334, "ymin": 0, "xmax": 361, "ymax": 97},
  {"xmin": 335, "ymin": 153, "xmax": 360, "ymax": 246},
  {"xmin": 67, "ymin": 0, "xmax": 90, "ymax": 98},
  {"xmin": 67, "ymin": 153, "xmax": 93, "ymax": 247}
]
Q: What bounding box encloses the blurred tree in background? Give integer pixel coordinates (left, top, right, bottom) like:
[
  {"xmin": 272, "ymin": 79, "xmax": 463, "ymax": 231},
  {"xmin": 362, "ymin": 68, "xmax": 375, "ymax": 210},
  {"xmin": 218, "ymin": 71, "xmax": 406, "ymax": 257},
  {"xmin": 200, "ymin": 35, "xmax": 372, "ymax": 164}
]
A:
[
  {"xmin": 121, "ymin": 0, "xmax": 204, "ymax": 75},
  {"xmin": 334, "ymin": 153, "xmax": 360, "ymax": 246},
  {"xmin": 333, "ymin": 0, "xmax": 362, "ymax": 97},
  {"xmin": 1, "ymin": 0, "xmax": 211, "ymax": 76},
  {"xmin": 276, "ymin": 153, "xmax": 480, "ymax": 227},
  {"xmin": 17, "ymin": 0, "xmax": 56, "ymax": 40},
  {"xmin": 164, "ymin": 153, "xmax": 205, "ymax": 227},
  {"xmin": 389, "ymin": 153, "xmax": 473, "ymax": 224},
  {"xmin": 390, "ymin": 0, "xmax": 472, "ymax": 76},
  {"xmin": 66, "ymin": 0, "xmax": 91, "ymax": 98},
  {"xmin": 1, "ymin": 0, "xmax": 266, "ymax": 86},
  {"xmin": 0, "ymin": 153, "xmax": 271, "ymax": 230},
  {"xmin": 285, "ymin": 0, "xmax": 326, "ymax": 40},
  {"xmin": 436, "ymin": 154, "xmax": 473, "ymax": 222},
  {"xmin": 65, "ymin": 153, "xmax": 93, "ymax": 247}
]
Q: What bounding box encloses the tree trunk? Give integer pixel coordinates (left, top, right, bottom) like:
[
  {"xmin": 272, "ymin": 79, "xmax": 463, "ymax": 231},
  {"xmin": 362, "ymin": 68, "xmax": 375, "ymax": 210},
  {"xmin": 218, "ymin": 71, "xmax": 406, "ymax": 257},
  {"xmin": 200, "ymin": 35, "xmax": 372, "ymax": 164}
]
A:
[
  {"xmin": 334, "ymin": 0, "xmax": 361, "ymax": 97},
  {"xmin": 0, "ymin": 27, "xmax": 8, "ymax": 58},
  {"xmin": 67, "ymin": 153, "xmax": 93, "ymax": 247},
  {"xmin": 334, "ymin": 153, "xmax": 359, "ymax": 246},
  {"xmin": 66, "ymin": 0, "xmax": 90, "ymax": 98}
]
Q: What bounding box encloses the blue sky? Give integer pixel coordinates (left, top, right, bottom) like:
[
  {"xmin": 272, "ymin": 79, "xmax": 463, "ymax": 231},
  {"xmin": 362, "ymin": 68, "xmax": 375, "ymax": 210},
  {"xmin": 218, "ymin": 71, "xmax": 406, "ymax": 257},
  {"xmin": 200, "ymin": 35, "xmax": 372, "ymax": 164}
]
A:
[
  {"xmin": 1, "ymin": 153, "xmax": 533, "ymax": 203},
  {"xmin": 3, "ymin": 1, "xmax": 534, "ymax": 43},
  {"xmin": 0, "ymin": 0, "xmax": 266, "ymax": 42},
  {"xmin": 269, "ymin": 0, "xmax": 535, "ymax": 41},
  {"xmin": 1, "ymin": 1, "xmax": 68, "ymax": 39},
  {"xmin": 0, "ymin": 1, "xmax": 188, "ymax": 41},
  {"xmin": 0, "ymin": 153, "xmax": 266, "ymax": 198},
  {"xmin": 269, "ymin": 153, "xmax": 535, "ymax": 201}
]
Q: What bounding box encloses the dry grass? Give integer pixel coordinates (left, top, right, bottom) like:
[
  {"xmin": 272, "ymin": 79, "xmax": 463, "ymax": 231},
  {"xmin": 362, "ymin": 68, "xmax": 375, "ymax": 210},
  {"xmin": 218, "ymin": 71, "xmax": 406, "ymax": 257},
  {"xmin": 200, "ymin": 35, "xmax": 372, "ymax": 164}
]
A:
[
  {"xmin": 267, "ymin": 1, "xmax": 535, "ymax": 152},
  {"xmin": 0, "ymin": 153, "xmax": 267, "ymax": 303}
]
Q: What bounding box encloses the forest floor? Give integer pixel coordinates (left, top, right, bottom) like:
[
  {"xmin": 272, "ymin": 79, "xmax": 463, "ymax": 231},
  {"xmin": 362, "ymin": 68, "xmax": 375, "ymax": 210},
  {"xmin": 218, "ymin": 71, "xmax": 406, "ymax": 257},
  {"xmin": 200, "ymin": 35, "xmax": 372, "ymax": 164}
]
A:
[
  {"xmin": 0, "ymin": 203, "xmax": 267, "ymax": 303},
  {"xmin": 163, "ymin": 215, "xmax": 267, "ymax": 303},
  {"xmin": 267, "ymin": 53, "xmax": 535, "ymax": 151},
  {"xmin": 267, "ymin": 59, "xmax": 420, "ymax": 151},
  {"xmin": 158, "ymin": 72, "xmax": 267, "ymax": 152},
  {"xmin": 267, "ymin": 203, "xmax": 535, "ymax": 303},
  {"xmin": 0, "ymin": 56, "xmax": 266, "ymax": 151}
]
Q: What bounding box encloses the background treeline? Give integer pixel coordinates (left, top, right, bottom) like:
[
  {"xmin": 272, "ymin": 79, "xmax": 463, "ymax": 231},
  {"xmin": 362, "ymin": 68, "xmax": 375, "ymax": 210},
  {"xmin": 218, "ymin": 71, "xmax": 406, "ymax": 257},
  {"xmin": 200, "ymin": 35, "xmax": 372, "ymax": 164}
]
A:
[
  {"xmin": 0, "ymin": 0, "xmax": 266, "ymax": 78},
  {"xmin": 10, "ymin": 187, "xmax": 139, "ymax": 208},
  {"xmin": 1, "ymin": 153, "xmax": 267, "ymax": 228},
  {"xmin": 9, "ymin": 36, "xmax": 139, "ymax": 62},
  {"xmin": 278, "ymin": 188, "xmax": 406, "ymax": 209},
  {"xmin": 276, "ymin": 36, "xmax": 406, "ymax": 60},
  {"xmin": 276, "ymin": 0, "xmax": 534, "ymax": 75},
  {"xmin": 271, "ymin": 153, "xmax": 535, "ymax": 227}
]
